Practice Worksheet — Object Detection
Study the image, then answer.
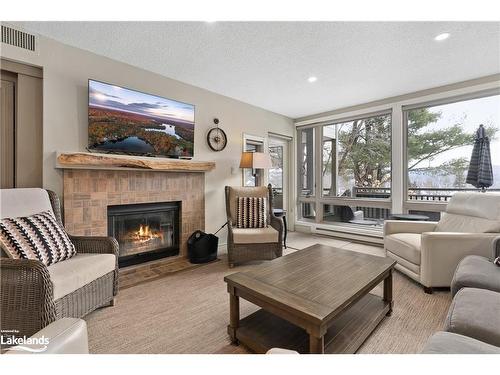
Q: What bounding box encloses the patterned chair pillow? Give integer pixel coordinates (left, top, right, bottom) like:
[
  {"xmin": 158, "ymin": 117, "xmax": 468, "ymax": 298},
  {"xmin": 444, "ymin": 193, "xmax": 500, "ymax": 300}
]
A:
[
  {"xmin": 0, "ymin": 210, "xmax": 76, "ymax": 266},
  {"xmin": 236, "ymin": 196, "xmax": 268, "ymax": 228}
]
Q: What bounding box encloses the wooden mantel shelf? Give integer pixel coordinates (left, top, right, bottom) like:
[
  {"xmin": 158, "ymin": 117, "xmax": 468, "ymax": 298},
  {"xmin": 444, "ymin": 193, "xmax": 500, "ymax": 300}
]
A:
[{"xmin": 56, "ymin": 152, "xmax": 216, "ymax": 172}]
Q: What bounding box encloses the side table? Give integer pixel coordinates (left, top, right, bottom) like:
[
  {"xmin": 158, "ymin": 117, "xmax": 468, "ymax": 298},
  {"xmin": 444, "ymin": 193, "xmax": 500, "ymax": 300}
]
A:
[{"xmin": 273, "ymin": 208, "xmax": 287, "ymax": 249}]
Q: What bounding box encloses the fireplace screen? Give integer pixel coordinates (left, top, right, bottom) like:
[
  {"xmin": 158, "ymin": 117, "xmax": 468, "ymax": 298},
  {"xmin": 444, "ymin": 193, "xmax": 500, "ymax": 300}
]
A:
[{"xmin": 107, "ymin": 202, "xmax": 180, "ymax": 267}]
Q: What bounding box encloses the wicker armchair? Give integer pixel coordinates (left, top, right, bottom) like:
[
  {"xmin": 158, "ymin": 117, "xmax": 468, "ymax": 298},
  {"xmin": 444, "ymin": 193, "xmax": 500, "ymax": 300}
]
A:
[
  {"xmin": 0, "ymin": 188, "xmax": 118, "ymax": 342},
  {"xmin": 225, "ymin": 184, "xmax": 283, "ymax": 267}
]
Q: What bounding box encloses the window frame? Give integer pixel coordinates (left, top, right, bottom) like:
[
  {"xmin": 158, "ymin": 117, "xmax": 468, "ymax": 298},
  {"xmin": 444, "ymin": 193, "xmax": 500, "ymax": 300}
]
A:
[{"xmin": 296, "ymin": 110, "xmax": 393, "ymax": 227}]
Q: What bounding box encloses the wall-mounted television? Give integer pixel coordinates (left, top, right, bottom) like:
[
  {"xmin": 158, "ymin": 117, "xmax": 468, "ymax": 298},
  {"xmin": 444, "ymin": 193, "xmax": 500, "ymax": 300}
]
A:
[{"xmin": 88, "ymin": 79, "xmax": 195, "ymax": 158}]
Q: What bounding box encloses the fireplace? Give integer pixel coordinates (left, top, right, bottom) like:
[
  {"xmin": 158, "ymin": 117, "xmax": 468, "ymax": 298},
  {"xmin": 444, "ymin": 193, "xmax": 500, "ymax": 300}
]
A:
[{"xmin": 107, "ymin": 201, "xmax": 181, "ymax": 267}]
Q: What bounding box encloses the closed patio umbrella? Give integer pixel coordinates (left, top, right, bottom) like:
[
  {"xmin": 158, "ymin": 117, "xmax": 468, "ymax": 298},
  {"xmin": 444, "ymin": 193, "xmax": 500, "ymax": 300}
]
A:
[{"xmin": 466, "ymin": 124, "xmax": 493, "ymax": 190}]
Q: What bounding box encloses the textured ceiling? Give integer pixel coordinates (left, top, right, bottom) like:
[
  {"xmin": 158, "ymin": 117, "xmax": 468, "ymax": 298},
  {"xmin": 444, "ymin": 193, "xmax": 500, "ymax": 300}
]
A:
[{"xmin": 14, "ymin": 21, "xmax": 500, "ymax": 118}]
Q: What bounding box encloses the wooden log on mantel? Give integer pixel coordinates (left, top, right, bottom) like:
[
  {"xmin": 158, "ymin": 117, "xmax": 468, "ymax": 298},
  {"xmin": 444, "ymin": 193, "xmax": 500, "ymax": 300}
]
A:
[{"xmin": 56, "ymin": 152, "xmax": 216, "ymax": 172}]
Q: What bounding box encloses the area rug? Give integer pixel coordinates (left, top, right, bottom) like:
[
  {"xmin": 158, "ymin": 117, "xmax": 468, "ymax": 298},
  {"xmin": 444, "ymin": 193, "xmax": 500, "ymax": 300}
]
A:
[{"xmin": 86, "ymin": 236, "xmax": 451, "ymax": 354}]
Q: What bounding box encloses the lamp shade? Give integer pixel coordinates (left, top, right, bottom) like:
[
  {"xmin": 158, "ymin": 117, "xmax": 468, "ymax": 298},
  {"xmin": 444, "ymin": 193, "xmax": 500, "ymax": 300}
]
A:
[{"xmin": 239, "ymin": 152, "xmax": 272, "ymax": 169}]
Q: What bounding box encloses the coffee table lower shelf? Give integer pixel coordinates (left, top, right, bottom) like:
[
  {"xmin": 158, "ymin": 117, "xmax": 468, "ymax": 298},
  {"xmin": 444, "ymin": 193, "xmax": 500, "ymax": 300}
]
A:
[{"xmin": 233, "ymin": 293, "xmax": 390, "ymax": 354}]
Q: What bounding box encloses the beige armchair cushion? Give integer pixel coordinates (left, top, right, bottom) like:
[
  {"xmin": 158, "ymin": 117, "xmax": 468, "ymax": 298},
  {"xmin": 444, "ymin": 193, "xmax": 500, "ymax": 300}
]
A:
[
  {"xmin": 48, "ymin": 253, "xmax": 116, "ymax": 300},
  {"xmin": 443, "ymin": 192, "xmax": 500, "ymax": 220},
  {"xmin": 232, "ymin": 227, "xmax": 279, "ymax": 244},
  {"xmin": 0, "ymin": 188, "xmax": 54, "ymax": 219},
  {"xmin": 435, "ymin": 192, "xmax": 500, "ymax": 233},
  {"xmin": 436, "ymin": 213, "xmax": 500, "ymax": 233},
  {"xmin": 227, "ymin": 186, "xmax": 269, "ymax": 223},
  {"xmin": 384, "ymin": 233, "xmax": 421, "ymax": 265}
]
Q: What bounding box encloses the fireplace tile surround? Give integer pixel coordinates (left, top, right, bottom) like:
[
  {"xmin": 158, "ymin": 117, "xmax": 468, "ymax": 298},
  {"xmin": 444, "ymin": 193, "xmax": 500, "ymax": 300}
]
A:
[{"xmin": 62, "ymin": 169, "xmax": 205, "ymax": 259}]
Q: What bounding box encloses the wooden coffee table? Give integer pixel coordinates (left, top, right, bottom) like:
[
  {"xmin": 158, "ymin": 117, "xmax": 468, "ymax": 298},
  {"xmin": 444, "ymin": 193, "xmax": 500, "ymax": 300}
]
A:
[{"xmin": 224, "ymin": 244, "xmax": 396, "ymax": 354}]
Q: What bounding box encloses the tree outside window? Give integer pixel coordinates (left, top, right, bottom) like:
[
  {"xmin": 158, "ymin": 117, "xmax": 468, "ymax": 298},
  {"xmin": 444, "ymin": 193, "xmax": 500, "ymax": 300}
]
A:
[{"xmin": 323, "ymin": 114, "xmax": 392, "ymax": 199}]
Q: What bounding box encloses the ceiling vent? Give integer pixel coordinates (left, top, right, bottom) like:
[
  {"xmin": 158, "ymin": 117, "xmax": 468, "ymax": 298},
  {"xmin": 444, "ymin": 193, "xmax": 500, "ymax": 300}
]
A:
[{"xmin": 1, "ymin": 24, "xmax": 37, "ymax": 52}]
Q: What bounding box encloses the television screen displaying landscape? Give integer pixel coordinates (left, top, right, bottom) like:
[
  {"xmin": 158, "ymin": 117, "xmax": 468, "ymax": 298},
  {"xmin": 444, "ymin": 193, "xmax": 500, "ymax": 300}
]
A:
[{"xmin": 88, "ymin": 80, "xmax": 195, "ymax": 158}]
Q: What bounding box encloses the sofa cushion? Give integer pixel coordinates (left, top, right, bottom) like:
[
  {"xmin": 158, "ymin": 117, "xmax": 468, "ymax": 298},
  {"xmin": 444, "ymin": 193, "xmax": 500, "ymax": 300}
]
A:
[
  {"xmin": 232, "ymin": 227, "xmax": 278, "ymax": 244},
  {"xmin": 445, "ymin": 287, "xmax": 500, "ymax": 347},
  {"xmin": 47, "ymin": 253, "xmax": 116, "ymax": 300},
  {"xmin": 422, "ymin": 331, "xmax": 500, "ymax": 354},
  {"xmin": 0, "ymin": 210, "xmax": 76, "ymax": 266},
  {"xmin": 451, "ymin": 255, "xmax": 500, "ymax": 296},
  {"xmin": 0, "ymin": 188, "xmax": 54, "ymax": 219},
  {"xmin": 384, "ymin": 233, "xmax": 421, "ymax": 265}
]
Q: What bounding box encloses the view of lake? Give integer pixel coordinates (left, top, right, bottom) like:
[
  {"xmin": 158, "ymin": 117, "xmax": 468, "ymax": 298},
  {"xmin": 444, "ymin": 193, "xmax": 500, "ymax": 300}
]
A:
[{"xmin": 94, "ymin": 136, "xmax": 155, "ymax": 154}]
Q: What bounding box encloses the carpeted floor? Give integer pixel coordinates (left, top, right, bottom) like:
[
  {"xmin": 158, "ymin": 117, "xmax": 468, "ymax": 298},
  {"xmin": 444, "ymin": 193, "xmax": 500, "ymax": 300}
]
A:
[{"xmin": 85, "ymin": 232, "xmax": 451, "ymax": 354}]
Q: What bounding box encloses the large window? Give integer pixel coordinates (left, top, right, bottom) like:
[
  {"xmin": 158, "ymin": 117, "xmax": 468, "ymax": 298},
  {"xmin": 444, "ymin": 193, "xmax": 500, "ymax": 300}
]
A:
[
  {"xmin": 405, "ymin": 94, "xmax": 500, "ymax": 202},
  {"xmin": 296, "ymin": 83, "xmax": 500, "ymax": 236},
  {"xmin": 296, "ymin": 113, "xmax": 392, "ymax": 229},
  {"xmin": 322, "ymin": 113, "xmax": 392, "ymax": 199}
]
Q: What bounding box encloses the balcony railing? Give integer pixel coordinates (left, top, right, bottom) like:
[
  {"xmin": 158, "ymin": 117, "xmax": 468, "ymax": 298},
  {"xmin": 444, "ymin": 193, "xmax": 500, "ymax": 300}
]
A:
[
  {"xmin": 317, "ymin": 186, "xmax": 500, "ymax": 202},
  {"xmin": 407, "ymin": 187, "xmax": 500, "ymax": 202},
  {"xmin": 297, "ymin": 186, "xmax": 500, "ymax": 224}
]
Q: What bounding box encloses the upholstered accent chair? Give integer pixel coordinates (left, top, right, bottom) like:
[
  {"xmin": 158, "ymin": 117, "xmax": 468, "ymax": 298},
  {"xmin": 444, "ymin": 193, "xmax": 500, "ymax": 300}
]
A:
[
  {"xmin": 384, "ymin": 192, "xmax": 500, "ymax": 293},
  {"xmin": 225, "ymin": 184, "xmax": 283, "ymax": 267},
  {"xmin": 0, "ymin": 188, "xmax": 119, "ymax": 340}
]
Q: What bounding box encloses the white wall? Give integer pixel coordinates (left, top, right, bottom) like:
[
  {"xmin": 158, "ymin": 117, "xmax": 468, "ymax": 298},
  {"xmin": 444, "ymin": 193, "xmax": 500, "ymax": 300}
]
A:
[{"xmin": 1, "ymin": 36, "xmax": 294, "ymax": 236}]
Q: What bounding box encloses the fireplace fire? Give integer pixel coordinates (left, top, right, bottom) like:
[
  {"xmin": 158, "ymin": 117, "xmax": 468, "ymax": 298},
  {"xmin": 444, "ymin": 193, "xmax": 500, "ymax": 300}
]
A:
[
  {"xmin": 133, "ymin": 224, "xmax": 159, "ymax": 243},
  {"xmin": 107, "ymin": 202, "xmax": 180, "ymax": 267}
]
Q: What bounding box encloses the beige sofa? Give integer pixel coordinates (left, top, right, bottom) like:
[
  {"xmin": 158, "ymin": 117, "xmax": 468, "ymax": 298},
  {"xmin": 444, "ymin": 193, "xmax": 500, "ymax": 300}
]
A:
[
  {"xmin": 384, "ymin": 192, "xmax": 500, "ymax": 292},
  {"xmin": 0, "ymin": 188, "xmax": 118, "ymax": 341}
]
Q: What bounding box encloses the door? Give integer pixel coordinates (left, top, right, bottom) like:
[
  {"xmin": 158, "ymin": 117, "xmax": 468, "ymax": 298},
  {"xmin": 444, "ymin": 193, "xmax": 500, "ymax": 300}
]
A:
[
  {"xmin": 269, "ymin": 135, "xmax": 291, "ymax": 213},
  {"xmin": 0, "ymin": 60, "xmax": 43, "ymax": 189},
  {"xmin": 1, "ymin": 73, "xmax": 16, "ymax": 188}
]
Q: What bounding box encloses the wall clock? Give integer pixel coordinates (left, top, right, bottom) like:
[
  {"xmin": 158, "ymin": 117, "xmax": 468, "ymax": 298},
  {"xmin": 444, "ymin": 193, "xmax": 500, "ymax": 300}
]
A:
[{"xmin": 207, "ymin": 118, "xmax": 228, "ymax": 152}]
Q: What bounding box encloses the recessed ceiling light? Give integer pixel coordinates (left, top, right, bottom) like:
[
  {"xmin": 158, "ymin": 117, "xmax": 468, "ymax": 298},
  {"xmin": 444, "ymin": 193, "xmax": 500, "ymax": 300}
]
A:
[
  {"xmin": 434, "ymin": 33, "xmax": 450, "ymax": 41},
  {"xmin": 307, "ymin": 76, "xmax": 318, "ymax": 83}
]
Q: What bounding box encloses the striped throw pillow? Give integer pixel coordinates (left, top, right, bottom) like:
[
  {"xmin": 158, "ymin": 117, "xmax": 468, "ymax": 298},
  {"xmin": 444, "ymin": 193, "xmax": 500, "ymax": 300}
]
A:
[
  {"xmin": 0, "ymin": 210, "xmax": 76, "ymax": 266},
  {"xmin": 236, "ymin": 197, "xmax": 268, "ymax": 229}
]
